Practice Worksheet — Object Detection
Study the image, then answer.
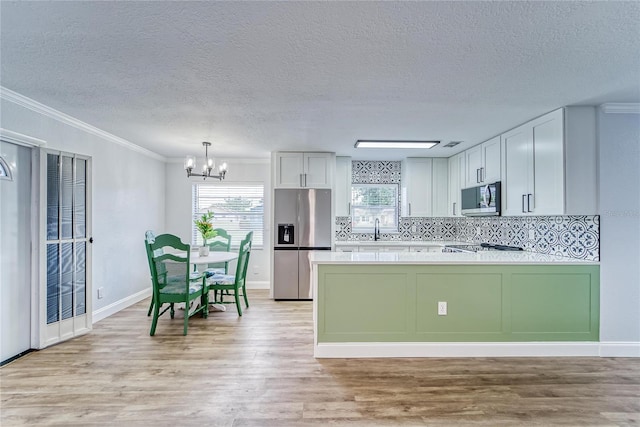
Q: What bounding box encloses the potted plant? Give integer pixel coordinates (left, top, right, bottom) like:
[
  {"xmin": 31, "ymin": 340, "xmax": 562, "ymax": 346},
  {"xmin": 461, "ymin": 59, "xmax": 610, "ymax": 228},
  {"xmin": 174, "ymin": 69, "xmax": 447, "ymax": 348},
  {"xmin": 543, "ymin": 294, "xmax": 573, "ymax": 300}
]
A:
[{"xmin": 194, "ymin": 211, "xmax": 217, "ymax": 256}]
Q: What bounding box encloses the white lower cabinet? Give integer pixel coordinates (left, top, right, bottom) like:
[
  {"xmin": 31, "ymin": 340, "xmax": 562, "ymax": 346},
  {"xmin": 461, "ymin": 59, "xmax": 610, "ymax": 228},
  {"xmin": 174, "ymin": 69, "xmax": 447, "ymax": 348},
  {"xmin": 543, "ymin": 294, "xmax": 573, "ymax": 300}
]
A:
[
  {"xmin": 410, "ymin": 246, "xmax": 443, "ymax": 253},
  {"xmin": 335, "ymin": 245, "xmax": 359, "ymax": 253}
]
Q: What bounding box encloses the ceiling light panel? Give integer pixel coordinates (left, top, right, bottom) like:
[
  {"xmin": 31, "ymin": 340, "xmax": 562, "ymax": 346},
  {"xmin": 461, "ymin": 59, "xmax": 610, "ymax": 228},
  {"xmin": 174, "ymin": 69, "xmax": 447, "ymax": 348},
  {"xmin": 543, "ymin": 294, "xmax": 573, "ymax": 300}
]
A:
[{"xmin": 355, "ymin": 140, "xmax": 440, "ymax": 149}]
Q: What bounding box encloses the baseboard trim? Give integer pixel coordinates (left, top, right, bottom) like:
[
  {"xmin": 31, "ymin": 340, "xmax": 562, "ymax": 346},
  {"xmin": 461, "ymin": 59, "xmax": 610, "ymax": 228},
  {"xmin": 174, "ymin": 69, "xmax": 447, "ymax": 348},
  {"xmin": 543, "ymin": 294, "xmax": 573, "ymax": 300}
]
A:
[
  {"xmin": 314, "ymin": 342, "xmax": 603, "ymax": 358},
  {"xmin": 93, "ymin": 288, "xmax": 151, "ymax": 323},
  {"xmin": 246, "ymin": 280, "xmax": 270, "ymax": 290},
  {"xmin": 599, "ymin": 342, "xmax": 640, "ymax": 357}
]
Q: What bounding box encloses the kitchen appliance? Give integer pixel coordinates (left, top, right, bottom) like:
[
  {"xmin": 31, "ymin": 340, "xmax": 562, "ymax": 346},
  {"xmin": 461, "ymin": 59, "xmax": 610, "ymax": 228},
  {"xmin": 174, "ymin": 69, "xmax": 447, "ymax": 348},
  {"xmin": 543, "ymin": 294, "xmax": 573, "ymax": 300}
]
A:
[
  {"xmin": 461, "ymin": 182, "xmax": 501, "ymax": 216},
  {"xmin": 444, "ymin": 243, "xmax": 523, "ymax": 253},
  {"xmin": 273, "ymin": 189, "xmax": 331, "ymax": 300}
]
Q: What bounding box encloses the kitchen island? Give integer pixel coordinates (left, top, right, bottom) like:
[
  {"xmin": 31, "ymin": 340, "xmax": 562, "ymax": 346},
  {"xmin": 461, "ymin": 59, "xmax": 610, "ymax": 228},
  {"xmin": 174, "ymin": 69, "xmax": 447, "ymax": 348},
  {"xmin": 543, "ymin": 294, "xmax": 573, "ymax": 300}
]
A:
[{"xmin": 310, "ymin": 251, "xmax": 600, "ymax": 358}]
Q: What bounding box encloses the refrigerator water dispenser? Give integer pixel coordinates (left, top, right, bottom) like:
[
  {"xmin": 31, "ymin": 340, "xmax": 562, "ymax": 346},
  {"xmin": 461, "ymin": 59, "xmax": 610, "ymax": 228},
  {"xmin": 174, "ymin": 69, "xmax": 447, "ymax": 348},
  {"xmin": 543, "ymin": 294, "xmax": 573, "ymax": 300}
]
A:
[{"xmin": 277, "ymin": 224, "xmax": 295, "ymax": 245}]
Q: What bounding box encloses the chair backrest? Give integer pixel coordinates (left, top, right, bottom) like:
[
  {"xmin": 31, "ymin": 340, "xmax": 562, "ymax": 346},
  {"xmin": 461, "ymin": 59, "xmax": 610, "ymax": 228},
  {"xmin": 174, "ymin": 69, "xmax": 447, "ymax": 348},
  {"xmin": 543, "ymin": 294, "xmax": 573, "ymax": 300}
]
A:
[
  {"xmin": 144, "ymin": 230, "xmax": 159, "ymax": 279},
  {"xmin": 208, "ymin": 228, "xmax": 232, "ymax": 252},
  {"xmin": 207, "ymin": 228, "xmax": 232, "ymax": 270},
  {"xmin": 233, "ymin": 231, "xmax": 253, "ymax": 286},
  {"xmin": 148, "ymin": 234, "xmax": 192, "ymax": 296}
]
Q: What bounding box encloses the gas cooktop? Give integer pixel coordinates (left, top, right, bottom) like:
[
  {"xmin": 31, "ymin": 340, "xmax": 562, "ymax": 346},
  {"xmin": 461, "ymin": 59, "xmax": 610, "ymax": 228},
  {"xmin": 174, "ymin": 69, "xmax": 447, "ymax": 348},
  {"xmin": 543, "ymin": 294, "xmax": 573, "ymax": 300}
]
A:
[{"xmin": 444, "ymin": 243, "xmax": 523, "ymax": 253}]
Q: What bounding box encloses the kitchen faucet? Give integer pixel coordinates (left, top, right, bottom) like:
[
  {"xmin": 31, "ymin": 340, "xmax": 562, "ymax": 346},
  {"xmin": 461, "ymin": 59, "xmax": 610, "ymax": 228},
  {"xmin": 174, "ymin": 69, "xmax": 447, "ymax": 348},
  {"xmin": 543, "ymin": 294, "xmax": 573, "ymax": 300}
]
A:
[{"xmin": 374, "ymin": 218, "xmax": 380, "ymax": 241}]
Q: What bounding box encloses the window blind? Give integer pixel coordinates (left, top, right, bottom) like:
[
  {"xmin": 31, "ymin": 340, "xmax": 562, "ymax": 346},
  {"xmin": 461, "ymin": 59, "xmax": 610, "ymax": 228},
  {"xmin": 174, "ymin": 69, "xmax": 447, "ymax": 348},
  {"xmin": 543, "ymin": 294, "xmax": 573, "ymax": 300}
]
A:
[{"xmin": 192, "ymin": 183, "xmax": 264, "ymax": 248}]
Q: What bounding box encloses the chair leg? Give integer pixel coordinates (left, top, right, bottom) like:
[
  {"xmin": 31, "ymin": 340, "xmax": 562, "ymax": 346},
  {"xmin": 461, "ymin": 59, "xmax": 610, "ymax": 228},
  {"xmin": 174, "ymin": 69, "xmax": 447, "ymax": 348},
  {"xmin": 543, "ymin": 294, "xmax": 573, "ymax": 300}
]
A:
[
  {"xmin": 147, "ymin": 298, "xmax": 154, "ymax": 316},
  {"xmin": 201, "ymin": 293, "xmax": 209, "ymax": 318},
  {"xmin": 234, "ymin": 288, "xmax": 243, "ymax": 316},
  {"xmin": 170, "ymin": 303, "xmax": 175, "ymax": 319},
  {"xmin": 242, "ymin": 285, "xmax": 249, "ymax": 308},
  {"xmin": 183, "ymin": 311, "xmax": 189, "ymax": 336},
  {"xmin": 150, "ymin": 303, "xmax": 160, "ymax": 336}
]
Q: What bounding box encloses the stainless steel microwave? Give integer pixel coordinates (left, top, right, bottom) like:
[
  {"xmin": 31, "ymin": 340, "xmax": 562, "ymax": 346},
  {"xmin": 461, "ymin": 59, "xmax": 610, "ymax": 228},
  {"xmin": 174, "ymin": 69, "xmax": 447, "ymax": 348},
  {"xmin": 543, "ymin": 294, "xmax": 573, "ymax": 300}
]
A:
[{"xmin": 461, "ymin": 182, "xmax": 501, "ymax": 216}]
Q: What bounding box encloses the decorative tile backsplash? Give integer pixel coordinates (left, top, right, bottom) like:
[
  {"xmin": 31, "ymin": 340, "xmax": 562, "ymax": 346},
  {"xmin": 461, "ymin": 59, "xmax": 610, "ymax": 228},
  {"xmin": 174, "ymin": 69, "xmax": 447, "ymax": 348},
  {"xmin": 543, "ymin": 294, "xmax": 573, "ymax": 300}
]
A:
[
  {"xmin": 339, "ymin": 160, "xmax": 599, "ymax": 261},
  {"xmin": 352, "ymin": 161, "xmax": 401, "ymax": 184},
  {"xmin": 335, "ymin": 215, "xmax": 600, "ymax": 261}
]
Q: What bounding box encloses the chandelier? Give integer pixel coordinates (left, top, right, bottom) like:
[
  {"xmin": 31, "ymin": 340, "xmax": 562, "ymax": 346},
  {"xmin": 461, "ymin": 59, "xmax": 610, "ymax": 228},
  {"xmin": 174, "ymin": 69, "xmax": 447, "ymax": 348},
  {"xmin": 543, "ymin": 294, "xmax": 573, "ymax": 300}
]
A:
[{"xmin": 184, "ymin": 141, "xmax": 228, "ymax": 180}]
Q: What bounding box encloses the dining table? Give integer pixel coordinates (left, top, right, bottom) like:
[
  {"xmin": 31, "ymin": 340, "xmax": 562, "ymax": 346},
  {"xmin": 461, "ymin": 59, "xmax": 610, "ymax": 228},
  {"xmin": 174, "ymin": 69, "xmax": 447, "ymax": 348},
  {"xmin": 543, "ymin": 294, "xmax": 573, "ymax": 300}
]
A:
[{"xmin": 165, "ymin": 250, "xmax": 239, "ymax": 312}]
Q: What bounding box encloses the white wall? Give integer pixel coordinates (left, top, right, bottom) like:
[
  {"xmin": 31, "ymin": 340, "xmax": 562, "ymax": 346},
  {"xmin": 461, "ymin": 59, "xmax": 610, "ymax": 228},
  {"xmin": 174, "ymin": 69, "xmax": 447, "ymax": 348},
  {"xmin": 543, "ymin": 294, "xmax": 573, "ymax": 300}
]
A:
[
  {"xmin": 598, "ymin": 106, "xmax": 640, "ymax": 350},
  {"xmin": 164, "ymin": 159, "xmax": 271, "ymax": 287},
  {"xmin": 0, "ymin": 96, "xmax": 166, "ymax": 319}
]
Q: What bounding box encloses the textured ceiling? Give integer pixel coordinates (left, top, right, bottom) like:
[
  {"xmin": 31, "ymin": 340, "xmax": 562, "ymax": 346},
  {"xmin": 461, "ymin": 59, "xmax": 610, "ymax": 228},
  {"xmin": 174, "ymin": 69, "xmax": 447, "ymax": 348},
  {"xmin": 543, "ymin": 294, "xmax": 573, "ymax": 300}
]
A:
[{"xmin": 1, "ymin": 1, "xmax": 639, "ymax": 160}]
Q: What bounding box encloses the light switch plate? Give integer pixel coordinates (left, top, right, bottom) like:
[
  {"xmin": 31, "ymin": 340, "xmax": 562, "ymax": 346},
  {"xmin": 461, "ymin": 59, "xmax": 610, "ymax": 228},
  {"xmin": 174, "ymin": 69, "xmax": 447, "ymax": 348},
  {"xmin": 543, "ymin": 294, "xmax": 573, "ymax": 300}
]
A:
[{"xmin": 528, "ymin": 229, "xmax": 535, "ymax": 240}]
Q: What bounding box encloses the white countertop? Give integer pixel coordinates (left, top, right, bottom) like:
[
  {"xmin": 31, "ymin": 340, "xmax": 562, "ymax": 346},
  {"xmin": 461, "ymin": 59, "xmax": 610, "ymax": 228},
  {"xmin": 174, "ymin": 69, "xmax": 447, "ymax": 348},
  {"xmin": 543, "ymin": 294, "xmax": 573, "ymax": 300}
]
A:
[
  {"xmin": 335, "ymin": 240, "xmax": 466, "ymax": 247},
  {"xmin": 310, "ymin": 250, "xmax": 599, "ymax": 265}
]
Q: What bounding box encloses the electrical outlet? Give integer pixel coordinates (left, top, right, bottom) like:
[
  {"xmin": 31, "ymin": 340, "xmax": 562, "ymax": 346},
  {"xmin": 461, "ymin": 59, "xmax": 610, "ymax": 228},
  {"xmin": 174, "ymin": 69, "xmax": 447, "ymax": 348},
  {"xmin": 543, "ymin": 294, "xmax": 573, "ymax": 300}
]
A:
[
  {"xmin": 528, "ymin": 229, "xmax": 535, "ymax": 240},
  {"xmin": 438, "ymin": 301, "xmax": 447, "ymax": 316},
  {"xmin": 476, "ymin": 227, "xmax": 481, "ymax": 235},
  {"xmin": 97, "ymin": 287, "xmax": 104, "ymax": 299},
  {"xmin": 411, "ymin": 225, "xmax": 417, "ymax": 233}
]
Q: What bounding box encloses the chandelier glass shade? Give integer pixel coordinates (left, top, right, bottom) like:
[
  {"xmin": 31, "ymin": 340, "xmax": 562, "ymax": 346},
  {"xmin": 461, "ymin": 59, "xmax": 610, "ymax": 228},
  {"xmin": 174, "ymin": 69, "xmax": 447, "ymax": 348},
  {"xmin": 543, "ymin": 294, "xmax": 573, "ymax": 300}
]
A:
[{"xmin": 184, "ymin": 141, "xmax": 227, "ymax": 180}]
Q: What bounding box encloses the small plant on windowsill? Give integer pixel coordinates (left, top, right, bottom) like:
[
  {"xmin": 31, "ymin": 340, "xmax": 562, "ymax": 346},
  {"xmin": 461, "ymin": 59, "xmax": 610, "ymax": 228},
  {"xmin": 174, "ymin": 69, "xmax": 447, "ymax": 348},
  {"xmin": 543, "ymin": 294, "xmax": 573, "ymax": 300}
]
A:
[{"xmin": 194, "ymin": 211, "xmax": 217, "ymax": 256}]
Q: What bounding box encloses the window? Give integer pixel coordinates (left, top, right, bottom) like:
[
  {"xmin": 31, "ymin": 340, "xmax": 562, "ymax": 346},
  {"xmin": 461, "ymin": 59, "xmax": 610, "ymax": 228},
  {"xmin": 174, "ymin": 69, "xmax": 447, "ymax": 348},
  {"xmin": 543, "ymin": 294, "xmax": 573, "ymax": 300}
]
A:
[
  {"xmin": 192, "ymin": 183, "xmax": 264, "ymax": 249},
  {"xmin": 351, "ymin": 183, "xmax": 399, "ymax": 232}
]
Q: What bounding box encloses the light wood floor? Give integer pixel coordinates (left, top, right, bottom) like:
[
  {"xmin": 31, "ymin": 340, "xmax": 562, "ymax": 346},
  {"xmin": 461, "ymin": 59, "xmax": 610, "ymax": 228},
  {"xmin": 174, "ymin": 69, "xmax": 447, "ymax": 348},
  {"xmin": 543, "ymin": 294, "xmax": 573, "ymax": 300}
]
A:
[{"xmin": 2, "ymin": 290, "xmax": 639, "ymax": 426}]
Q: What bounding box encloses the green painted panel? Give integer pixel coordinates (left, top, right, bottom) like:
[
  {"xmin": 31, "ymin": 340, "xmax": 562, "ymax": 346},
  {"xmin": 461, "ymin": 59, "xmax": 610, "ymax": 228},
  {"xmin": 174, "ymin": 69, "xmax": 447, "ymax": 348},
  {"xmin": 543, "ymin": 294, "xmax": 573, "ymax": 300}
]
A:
[
  {"xmin": 317, "ymin": 264, "xmax": 599, "ymax": 343},
  {"xmin": 511, "ymin": 273, "xmax": 593, "ymax": 333},
  {"xmin": 415, "ymin": 273, "xmax": 503, "ymax": 333},
  {"xmin": 322, "ymin": 272, "xmax": 410, "ymax": 335}
]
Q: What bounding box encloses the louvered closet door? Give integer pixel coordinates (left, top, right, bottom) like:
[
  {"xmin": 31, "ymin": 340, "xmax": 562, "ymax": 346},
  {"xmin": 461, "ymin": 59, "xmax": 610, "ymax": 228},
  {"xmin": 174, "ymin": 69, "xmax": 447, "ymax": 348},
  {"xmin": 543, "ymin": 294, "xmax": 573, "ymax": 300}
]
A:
[{"xmin": 42, "ymin": 151, "xmax": 92, "ymax": 348}]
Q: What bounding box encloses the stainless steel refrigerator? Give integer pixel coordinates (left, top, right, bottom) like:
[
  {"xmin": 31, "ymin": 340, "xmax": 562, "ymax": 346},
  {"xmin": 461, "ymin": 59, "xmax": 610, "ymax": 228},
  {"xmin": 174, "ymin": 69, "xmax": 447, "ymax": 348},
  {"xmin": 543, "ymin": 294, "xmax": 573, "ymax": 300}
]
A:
[{"xmin": 273, "ymin": 189, "xmax": 332, "ymax": 300}]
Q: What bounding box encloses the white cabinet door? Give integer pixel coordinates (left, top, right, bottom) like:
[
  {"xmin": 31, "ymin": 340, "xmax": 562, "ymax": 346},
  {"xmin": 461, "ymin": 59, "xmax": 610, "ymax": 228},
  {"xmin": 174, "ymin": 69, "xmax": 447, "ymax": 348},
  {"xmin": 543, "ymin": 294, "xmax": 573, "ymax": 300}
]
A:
[
  {"xmin": 335, "ymin": 245, "xmax": 358, "ymax": 252},
  {"xmin": 384, "ymin": 246, "xmax": 410, "ymax": 252},
  {"xmin": 531, "ymin": 109, "xmax": 564, "ymax": 215},
  {"xmin": 403, "ymin": 158, "xmax": 433, "ymax": 217},
  {"xmin": 481, "ymin": 136, "xmax": 501, "ymax": 183},
  {"xmin": 503, "ymin": 109, "xmax": 564, "ymax": 216},
  {"xmin": 448, "ymin": 153, "xmax": 465, "ymax": 216},
  {"xmin": 275, "ymin": 152, "xmax": 304, "ymax": 188},
  {"xmin": 503, "ymin": 124, "xmax": 533, "ymax": 216},
  {"xmin": 465, "ymin": 136, "xmax": 500, "ymax": 186},
  {"xmin": 303, "ymin": 152, "xmax": 332, "ymax": 188},
  {"xmin": 335, "ymin": 157, "xmax": 352, "ymax": 216},
  {"xmin": 465, "ymin": 145, "xmax": 483, "ymax": 186},
  {"xmin": 274, "ymin": 152, "xmax": 333, "ymax": 188},
  {"xmin": 431, "ymin": 158, "xmax": 449, "ymax": 217}
]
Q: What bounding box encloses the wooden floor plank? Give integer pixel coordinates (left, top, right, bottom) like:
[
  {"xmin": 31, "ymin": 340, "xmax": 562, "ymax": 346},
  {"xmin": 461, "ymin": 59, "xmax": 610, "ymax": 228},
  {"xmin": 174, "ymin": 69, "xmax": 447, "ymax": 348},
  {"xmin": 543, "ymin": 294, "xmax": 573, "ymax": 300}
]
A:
[{"xmin": 2, "ymin": 290, "xmax": 639, "ymax": 426}]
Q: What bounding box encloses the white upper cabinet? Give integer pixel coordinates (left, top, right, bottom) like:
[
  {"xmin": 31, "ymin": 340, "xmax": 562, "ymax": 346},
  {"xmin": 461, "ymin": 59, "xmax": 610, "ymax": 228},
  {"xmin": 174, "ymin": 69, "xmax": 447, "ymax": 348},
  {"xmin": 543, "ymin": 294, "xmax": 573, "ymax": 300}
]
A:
[
  {"xmin": 431, "ymin": 158, "xmax": 449, "ymax": 217},
  {"xmin": 502, "ymin": 109, "xmax": 564, "ymax": 215},
  {"xmin": 447, "ymin": 152, "xmax": 466, "ymax": 217},
  {"xmin": 274, "ymin": 152, "xmax": 334, "ymax": 188},
  {"xmin": 402, "ymin": 158, "xmax": 448, "ymax": 217},
  {"xmin": 335, "ymin": 156, "xmax": 352, "ymax": 217},
  {"xmin": 402, "ymin": 158, "xmax": 432, "ymax": 217},
  {"xmin": 464, "ymin": 135, "xmax": 501, "ymax": 187}
]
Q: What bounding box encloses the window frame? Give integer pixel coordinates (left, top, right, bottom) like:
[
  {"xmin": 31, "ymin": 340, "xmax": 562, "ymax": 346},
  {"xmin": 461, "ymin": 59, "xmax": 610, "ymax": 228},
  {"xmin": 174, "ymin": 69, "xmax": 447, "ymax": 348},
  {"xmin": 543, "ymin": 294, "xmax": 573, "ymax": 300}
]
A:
[{"xmin": 350, "ymin": 183, "xmax": 400, "ymax": 233}]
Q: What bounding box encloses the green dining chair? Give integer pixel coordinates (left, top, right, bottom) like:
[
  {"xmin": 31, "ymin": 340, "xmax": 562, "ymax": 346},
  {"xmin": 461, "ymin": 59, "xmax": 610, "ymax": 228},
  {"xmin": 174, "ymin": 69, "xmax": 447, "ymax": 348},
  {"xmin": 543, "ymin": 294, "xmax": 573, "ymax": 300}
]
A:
[
  {"xmin": 144, "ymin": 230, "xmax": 161, "ymax": 316},
  {"xmin": 147, "ymin": 233, "xmax": 209, "ymax": 335},
  {"xmin": 205, "ymin": 228, "xmax": 232, "ymax": 275},
  {"xmin": 206, "ymin": 231, "xmax": 253, "ymax": 316}
]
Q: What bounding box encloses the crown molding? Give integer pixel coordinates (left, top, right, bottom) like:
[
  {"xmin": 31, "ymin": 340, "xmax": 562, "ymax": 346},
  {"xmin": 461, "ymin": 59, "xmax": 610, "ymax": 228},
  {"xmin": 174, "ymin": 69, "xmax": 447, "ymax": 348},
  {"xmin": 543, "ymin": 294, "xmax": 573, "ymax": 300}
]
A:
[
  {"xmin": 600, "ymin": 103, "xmax": 640, "ymax": 114},
  {"xmin": 0, "ymin": 128, "xmax": 46, "ymax": 147},
  {"xmin": 0, "ymin": 86, "xmax": 166, "ymax": 161}
]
